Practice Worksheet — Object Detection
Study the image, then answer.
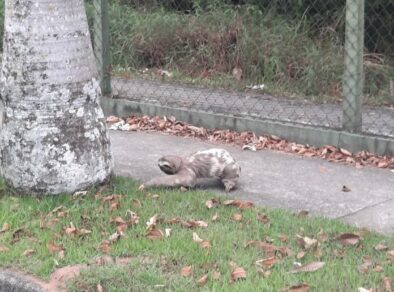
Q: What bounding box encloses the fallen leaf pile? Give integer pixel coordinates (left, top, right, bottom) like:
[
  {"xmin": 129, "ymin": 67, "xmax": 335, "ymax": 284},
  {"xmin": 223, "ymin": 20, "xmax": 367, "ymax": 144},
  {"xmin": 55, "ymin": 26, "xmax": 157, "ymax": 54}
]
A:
[{"xmin": 106, "ymin": 115, "xmax": 394, "ymax": 169}]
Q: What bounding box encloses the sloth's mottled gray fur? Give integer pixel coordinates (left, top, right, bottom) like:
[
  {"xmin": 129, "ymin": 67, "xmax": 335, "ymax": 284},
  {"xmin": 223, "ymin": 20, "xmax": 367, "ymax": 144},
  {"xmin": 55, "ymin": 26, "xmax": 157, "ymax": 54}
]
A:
[{"xmin": 142, "ymin": 148, "xmax": 241, "ymax": 192}]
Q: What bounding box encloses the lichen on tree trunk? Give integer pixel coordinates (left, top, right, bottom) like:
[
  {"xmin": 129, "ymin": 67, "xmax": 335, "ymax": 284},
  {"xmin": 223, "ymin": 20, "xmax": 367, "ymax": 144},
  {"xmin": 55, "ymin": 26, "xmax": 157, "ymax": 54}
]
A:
[{"xmin": 0, "ymin": 0, "xmax": 113, "ymax": 195}]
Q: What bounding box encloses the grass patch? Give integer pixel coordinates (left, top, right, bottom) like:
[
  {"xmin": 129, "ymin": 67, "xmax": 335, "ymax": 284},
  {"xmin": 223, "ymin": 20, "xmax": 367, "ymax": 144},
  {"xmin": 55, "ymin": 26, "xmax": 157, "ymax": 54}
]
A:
[
  {"xmin": 98, "ymin": 2, "xmax": 394, "ymax": 105},
  {"xmin": 0, "ymin": 176, "xmax": 393, "ymax": 291}
]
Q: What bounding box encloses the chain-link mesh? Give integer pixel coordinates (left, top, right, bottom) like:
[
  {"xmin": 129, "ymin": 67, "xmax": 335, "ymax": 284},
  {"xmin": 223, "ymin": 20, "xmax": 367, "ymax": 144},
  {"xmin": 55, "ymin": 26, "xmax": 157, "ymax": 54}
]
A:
[
  {"xmin": 0, "ymin": 1, "xmax": 390, "ymax": 138},
  {"xmin": 362, "ymin": 1, "xmax": 394, "ymax": 137},
  {"xmin": 92, "ymin": 1, "xmax": 392, "ymax": 138}
]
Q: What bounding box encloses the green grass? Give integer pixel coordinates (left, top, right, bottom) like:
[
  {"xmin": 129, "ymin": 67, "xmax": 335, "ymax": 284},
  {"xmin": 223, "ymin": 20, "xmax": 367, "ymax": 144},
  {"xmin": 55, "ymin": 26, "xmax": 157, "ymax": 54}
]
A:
[
  {"xmin": 0, "ymin": 177, "xmax": 393, "ymax": 291},
  {"xmin": 98, "ymin": 2, "xmax": 394, "ymax": 105}
]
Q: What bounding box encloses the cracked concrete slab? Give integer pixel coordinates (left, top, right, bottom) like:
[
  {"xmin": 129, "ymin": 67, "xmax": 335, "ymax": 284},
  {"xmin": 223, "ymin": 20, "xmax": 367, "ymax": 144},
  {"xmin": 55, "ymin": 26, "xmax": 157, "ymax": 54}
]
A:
[
  {"xmin": 109, "ymin": 130, "xmax": 394, "ymax": 235},
  {"xmin": 341, "ymin": 198, "xmax": 394, "ymax": 234}
]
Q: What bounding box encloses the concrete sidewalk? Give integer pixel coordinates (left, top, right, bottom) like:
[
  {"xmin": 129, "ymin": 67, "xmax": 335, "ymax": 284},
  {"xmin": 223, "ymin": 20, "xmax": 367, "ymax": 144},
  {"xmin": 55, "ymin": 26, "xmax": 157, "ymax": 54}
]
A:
[{"xmin": 110, "ymin": 130, "xmax": 394, "ymax": 235}]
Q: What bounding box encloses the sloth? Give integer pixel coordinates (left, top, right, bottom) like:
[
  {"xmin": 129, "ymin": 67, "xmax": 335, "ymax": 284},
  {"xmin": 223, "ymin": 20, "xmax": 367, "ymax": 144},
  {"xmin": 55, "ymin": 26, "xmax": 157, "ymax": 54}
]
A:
[{"xmin": 139, "ymin": 148, "xmax": 241, "ymax": 192}]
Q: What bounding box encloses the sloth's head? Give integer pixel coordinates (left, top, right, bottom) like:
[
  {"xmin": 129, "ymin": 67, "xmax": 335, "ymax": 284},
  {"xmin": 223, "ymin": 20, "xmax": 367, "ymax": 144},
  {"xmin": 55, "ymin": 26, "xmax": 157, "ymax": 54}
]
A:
[{"xmin": 158, "ymin": 155, "xmax": 182, "ymax": 175}]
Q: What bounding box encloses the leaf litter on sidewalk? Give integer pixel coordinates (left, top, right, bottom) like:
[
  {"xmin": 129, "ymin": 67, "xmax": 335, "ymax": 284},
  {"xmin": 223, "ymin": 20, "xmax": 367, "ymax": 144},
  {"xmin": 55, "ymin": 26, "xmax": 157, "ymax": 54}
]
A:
[{"xmin": 107, "ymin": 115, "xmax": 394, "ymax": 170}]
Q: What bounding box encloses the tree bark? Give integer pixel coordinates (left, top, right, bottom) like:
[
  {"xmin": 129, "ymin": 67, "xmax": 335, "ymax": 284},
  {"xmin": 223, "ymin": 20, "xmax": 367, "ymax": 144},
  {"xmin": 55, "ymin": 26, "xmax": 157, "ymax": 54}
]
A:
[{"xmin": 0, "ymin": 0, "xmax": 113, "ymax": 195}]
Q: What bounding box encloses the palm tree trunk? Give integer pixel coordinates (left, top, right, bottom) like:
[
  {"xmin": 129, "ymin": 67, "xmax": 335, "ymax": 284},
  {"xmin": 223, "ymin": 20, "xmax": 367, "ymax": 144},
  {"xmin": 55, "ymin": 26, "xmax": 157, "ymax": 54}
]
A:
[{"xmin": 0, "ymin": 0, "xmax": 113, "ymax": 195}]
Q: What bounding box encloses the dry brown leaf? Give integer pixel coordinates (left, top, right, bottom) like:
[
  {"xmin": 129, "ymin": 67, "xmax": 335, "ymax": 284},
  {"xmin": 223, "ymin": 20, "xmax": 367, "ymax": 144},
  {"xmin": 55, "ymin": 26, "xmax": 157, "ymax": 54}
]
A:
[
  {"xmin": 47, "ymin": 242, "xmax": 64, "ymax": 253},
  {"xmin": 72, "ymin": 190, "xmax": 88, "ymax": 198},
  {"xmin": 388, "ymin": 250, "xmax": 394, "ymax": 257},
  {"xmin": 110, "ymin": 202, "xmax": 119, "ymax": 211},
  {"xmin": 282, "ymin": 283, "xmax": 310, "ymax": 292},
  {"xmin": 232, "ymin": 67, "xmax": 243, "ymax": 81},
  {"xmin": 197, "ymin": 274, "xmax": 208, "ymax": 287},
  {"xmin": 223, "ymin": 199, "xmax": 254, "ymax": 209},
  {"xmin": 372, "ymin": 265, "xmax": 383, "ymax": 273},
  {"xmin": 200, "ymin": 240, "xmax": 211, "ymax": 249},
  {"xmin": 261, "ymin": 270, "xmax": 272, "ymax": 278},
  {"xmin": 58, "ymin": 250, "xmax": 65, "ymax": 260},
  {"xmin": 231, "ymin": 267, "xmax": 247, "ymax": 282},
  {"xmin": 97, "ymin": 283, "xmax": 103, "ymax": 292},
  {"xmin": 228, "ymin": 261, "xmax": 238, "ymax": 270},
  {"xmin": 238, "ymin": 201, "xmax": 255, "ymax": 209},
  {"xmin": 374, "ymin": 243, "xmax": 388, "ymax": 251},
  {"xmin": 93, "ymin": 255, "xmax": 114, "ymax": 266},
  {"xmin": 146, "ymin": 214, "xmax": 158, "ymax": 231},
  {"xmin": 165, "ymin": 217, "xmax": 182, "ymax": 224},
  {"xmin": 257, "ymin": 213, "xmax": 270, "ymax": 224},
  {"xmin": 181, "ymin": 266, "xmax": 192, "ymax": 277},
  {"xmin": 77, "ymin": 229, "xmax": 92, "ymax": 237},
  {"xmin": 126, "ymin": 210, "xmax": 140, "ymax": 225},
  {"xmin": 0, "ymin": 223, "xmax": 10, "ymax": 233},
  {"xmin": 357, "ymin": 262, "xmax": 371, "ymax": 274},
  {"xmin": 337, "ymin": 233, "xmax": 360, "ymax": 245},
  {"xmin": 278, "ymin": 234, "xmax": 289, "ymax": 243},
  {"xmin": 192, "ymin": 232, "xmax": 203, "ymax": 243},
  {"xmin": 296, "ymin": 251, "xmax": 306, "ymax": 259},
  {"xmin": 232, "ymin": 213, "xmax": 243, "ymax": 221},
  {"xmin": 314, "ymin": 247, "xmax": 322, "ymax": 259},
  {"xmin": 183, "ymin": 220, "xmax": 208, "ymax": 228},
  {"xmin": 317, "ymin": 230, "xmax": 328, "ymax": 243},
  {"xmin": 358, "ymin": 288, "xmax": 374, "ymax": 292},
  {"xmin": 57, "ymin": 211, "xmax": 68, "ymax": 218},
  {"xmin": 256, "ymin": 257, "xmax": 278, "ymax": 269},
  {"xmin": 383, "ymin": 277, "xmax": 392, "ymax": 292},
  {"xmin": 116, "ymin": 224, "xmax": 128, "ymax": 235},
  {"xmin": 109, "ymin": 232, "xmax": 121, "ymax": 242},
  {"xmin": 205, "ymin": 198, "xmax": 219, "ymax": 209},
  {"xmin": 290, "ymin": 261, "xmax": 325, "ymax": 273},
  {"xmin": 378, "ymin": 161, "xmax": 389, "ymax": 168},
  {"xmin": 340, "ymin": 148, "xmax": 352, "ymax": 156},
  {"xmin": 212, "ymin": 271, "xmax": 221, "ymax": 280},
  {"xmin": 223, "ymin": 199, "xmax": 236, "ymax": 206},
  {"xmin": 39, "ymin": 218, "xmax": 46, "ymax": 229},
  {"xmin": 65, "ymin": 226, "xmax": 77, "ymax": 236},
  {"xmin": 51, "ymin": 205, "xmax": 65, "ymax": 213},
  {"xmin": 246, "ymin": 241, "xmax": 291, "ymax": 257},
  {"xmin": 296, "ymin": 235, "xmax": 318, "ymax": 250},
  {"xmin": 212, "ymin": 213, "xmax": 219, "ymax": 222},
  {"xmin": 342, "ymin": 185, "xmax": 352, "ymax": 192},
  {"xmin": 22, "ymin": 249, "xmax": 35, "ymax": 257},
  {"xmin": 46, "ymin": 218, "xmax": 59, "ymax": 228},
  {"xmin": 358, "ymin": 255, "xmax": 373, "ymax": 274},
  {"xmin": 297, "ymin": 210, "xmax": 309, "ymax": 218},
  {"xmin": 146, "ymin": 229, "xmax": 164, "ymax": 240},
  {"xmin": 106, "ymin": 116, "xmax": 120, "ymax": 123},
  {"xmin": 115, "ymin": 216, "xmax": 126, "ymax": 225},
  {"xmin": 99, "ymin": 240, "xmax": 111, "ymax": 253},
  {"xmin": 0, "ymin": 246, "xmax": 9, "ymax": 253}
]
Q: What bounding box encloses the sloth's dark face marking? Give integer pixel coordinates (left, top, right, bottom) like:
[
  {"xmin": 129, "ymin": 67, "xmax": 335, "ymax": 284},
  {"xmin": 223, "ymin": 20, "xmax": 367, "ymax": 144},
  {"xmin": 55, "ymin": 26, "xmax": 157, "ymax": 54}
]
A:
[{"xmin": 158, "ymin": 155, "xmax": 182, "ymax": 175}]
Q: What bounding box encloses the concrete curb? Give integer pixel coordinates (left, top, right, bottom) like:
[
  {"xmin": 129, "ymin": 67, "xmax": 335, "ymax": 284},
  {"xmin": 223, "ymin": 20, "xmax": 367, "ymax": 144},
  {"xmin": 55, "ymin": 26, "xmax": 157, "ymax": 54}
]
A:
[
  {"xmin": 0, "ymin": 270, "xmax": 43, "ymax": 292},
  {"xmin": 100, "ymin": 97, "xmax": 394, "ymax": 156}
]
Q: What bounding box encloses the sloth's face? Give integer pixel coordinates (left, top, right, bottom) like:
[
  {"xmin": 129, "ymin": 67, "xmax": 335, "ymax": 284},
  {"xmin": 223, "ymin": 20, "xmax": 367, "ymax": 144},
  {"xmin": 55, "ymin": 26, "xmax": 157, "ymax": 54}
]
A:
[{"xmin": 158, "ymin": 155, "xmax": 182, "ymax": 175}]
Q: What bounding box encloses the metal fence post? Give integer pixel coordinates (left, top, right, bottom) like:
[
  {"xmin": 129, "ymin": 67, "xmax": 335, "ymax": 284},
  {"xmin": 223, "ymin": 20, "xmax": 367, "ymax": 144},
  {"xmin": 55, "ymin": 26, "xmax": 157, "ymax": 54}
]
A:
[
  {"xmin": 93, "ymin": 0, "xmax": 112, "ymax": 95},
  {"xmin": 342, "ymin": 0, "xmax": 364, "ymax": 132}
]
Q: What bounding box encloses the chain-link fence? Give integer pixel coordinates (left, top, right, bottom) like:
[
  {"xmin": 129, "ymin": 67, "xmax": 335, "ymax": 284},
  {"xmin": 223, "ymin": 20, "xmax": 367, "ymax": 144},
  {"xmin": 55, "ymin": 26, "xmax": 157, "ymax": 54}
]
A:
[
  {"xmin": 0, "ymin": 1, "xmax": 391, "ymax": 139},
  {"xmin": 91, "ymin": 1, "xmax": 393, "ymax": 139}
]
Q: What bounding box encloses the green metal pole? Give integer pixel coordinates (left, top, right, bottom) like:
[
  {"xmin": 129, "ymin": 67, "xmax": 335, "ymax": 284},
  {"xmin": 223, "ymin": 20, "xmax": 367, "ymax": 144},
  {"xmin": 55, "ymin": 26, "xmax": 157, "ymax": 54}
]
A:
[
  {"xmin": 93, "ymin": 0, "xmax": 112, "ymax": 95},
  {"xmin": 342, "ymin": 0, "xmax": 364, "ymax": 132}
]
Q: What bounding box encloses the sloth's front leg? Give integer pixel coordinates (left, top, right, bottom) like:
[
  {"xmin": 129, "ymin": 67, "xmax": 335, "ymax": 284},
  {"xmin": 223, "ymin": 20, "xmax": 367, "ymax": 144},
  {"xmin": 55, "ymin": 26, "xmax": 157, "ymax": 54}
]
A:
[{"xmin": 141, "ymin": 171, "xmax": 196, "ymax": 190}]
